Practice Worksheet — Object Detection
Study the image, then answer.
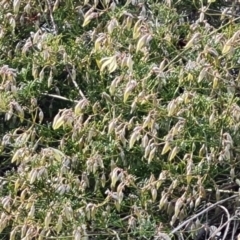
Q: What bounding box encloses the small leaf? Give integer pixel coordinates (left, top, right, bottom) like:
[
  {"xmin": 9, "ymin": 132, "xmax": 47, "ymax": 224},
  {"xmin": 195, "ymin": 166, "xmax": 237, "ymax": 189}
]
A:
[
  {"xmin": 133, "ymin": 19, "xmax": 142, "ymax": 39},
  {"xmin": 148, "ymin": 147, "xmax": 156, "ymax": 164},
  {"xmin": 222, "ymin": 41, "xmax": 232, "ymax": 54},
  {"xmin": 109, "ymin": 78, "xmax": 118, "ymax": 95},
  {"xmin": 12, "ymin": 149, "xmax": 21, "ymax": 163},
  {"xmin": 102, "ymin": 92, "xmax": 113, "ymax": 104},
  {"xmin": 94, "ymin": 35, "xmax": 104, "ymax": 51},
  {"xmin": 111, "ymin": 169, "xmax": 119, "ymax": 188},
  {"xmin": 108, "ymin": 57, "xmax": 118, "ymax": 73},
  {"xmin": 141, "ymin": 134, "xmax": 149, "ymax": 148},
  {"xmin": 129, "ymin": 130, "xmax": 140, "ymax": 149},
  {"xmin": 186, "ymin": 174, "xmax": 192, "ymax": 184},
  {"xmin": 75, "ymin": 99, "xmax": 84, "ymax": 115},
  {"xmin": 136, "ymin": 34, "xmax": 148, "ymax": 53},
  {"xmin": 56, "ymin": 216, "xmax": 63, "ymax": 234},
  {"xmin": 174, "ymin": 197, "xmax": 184, "ymax": 217},
  {"xmin": 39, "ymin": 109, "xmax": 44, "ymax": 124},
  {"xmin": 143, "ymin": 115, "xmax": 152, "ymax": 129},
  {"xmin": 168, "ymin": 146, "xmax": 179, "ymax": 161},
  {"xmin": 49, "ymin": 147, "xmax": 65, "ymax": 161},
  {"xmin": 184, "ymin": 33, "xmax": 200, "ymax": 49},
  {"xmin": 108, "ymin": 119, "xmax": 116, "ymax": 135},
  {"xmin": 126, "ymin": 55, "xmax": 134, "ymax": 71},
  {"xmin": 161, "ymin": 141, "xmax": 171, "ymax": 155},
  {"xmin": 198, "ymin": 68, "xmax": 207, "ymax": 83},
  {"xmin": 96, "ymin": 59, "xmax": 101, "ymax": 69},
  {"xmin": 115, "ymin": 201, "xmax": 120, "ymax": 211},
  {"xmin": 10, "ymin": 227, "xmax": 17, "ymax": 240},
  {"xmin": 13, "ymin": 0, "xmax": 21, "ymax": 14},
  {"xmin": 47, "ymin": 71, "xmax": 53, "ymax": 88},
  {"xmin": 144, "ymin": 144, "xmax": 151, "ymax": 158},
  {"xmin": 159, "ymin": 192, "xmax": 168, "ymax": 210},
  {"xmin": 123, "ymin": 89, "xmax": 131, "ymax": 103},
  {"xmin": 52, "ymin": 115, "xmax": 65, "ymax": 130},
  {"xmin": 29, "ymin": 169, "xmax": 38, "ymax": 184},
  {"xmin": 44, "ymin": 212, "xmax": 52, "ymax": 229},
  {"xmin": 151, "ymin": 188, "xmax": 157, "ymax": 202},
  {"xmin": 82, "ymin": 12, "xmax": 98, "ymax": 27},
  {"xmin": 107, "ymin": 18, "xmax": 118, "ymax": 34},
  {"xmin": 100, "ymin": 56, "xmax": 118, "ymax": 73},
  {"xmin": 123, "ymin": 80, "xmax": 137, "ymax": 103},
  {"xmin": 52, "ymin": 112, "xmax": 61, "ymax": 128}
]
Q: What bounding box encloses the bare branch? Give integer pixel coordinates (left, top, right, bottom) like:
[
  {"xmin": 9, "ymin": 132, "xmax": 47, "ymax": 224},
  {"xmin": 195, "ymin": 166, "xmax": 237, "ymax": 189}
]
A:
[
  {"xmin": 41, "ymin": 93, "xmax": 78, "ymax": 103},
  {"xmin": 231, "ymin": 219, "xmax": 239, "ymax": 240},
  {"xmin": 170, "ymin": 195, "xmax": 238, "ymax": 236},
  {"xmin": 208, "ymin": 205, "xmax": 232, "ymax": 240},
  {"xmin": 65, "ymin": 65, "xmax": 87, "ymax": 100}
]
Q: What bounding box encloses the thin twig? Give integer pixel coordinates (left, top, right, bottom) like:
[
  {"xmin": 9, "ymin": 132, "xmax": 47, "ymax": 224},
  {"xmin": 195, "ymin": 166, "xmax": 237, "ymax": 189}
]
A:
[
  {"xmin": 41, "ymin": 93, "xmax": 78, "ymax": 103},
  {"xmin": 231, "ymin": 217, "xmax": 239, "ymax": 240},
  {"xmin": 170, "ymin": 194, "xmax": 238, "ymax": 236},
  {"xmin": 111, "ymin": 230, "xmax": 121, "ymax": 240},
  {"xmin": 45, "ymin": 0, "xmax": 58, "ymax": 35},
  {"xmin": 65, "ymin": 65, "xmax": 86, "ymax": 99},
  {"xmin": 205, "ymin": 188, "xmax": 239, "ymax": 195},
  {"xmin": 176, "ymin": 232, "xmax": 184, "ymax": 240},
  {"xmin": 218, "ymin": 206, "xmax": 231, "ymax": 240},
  {"xmin": 208, "ymin": 205, "xmax": 232, "ymax": 240}
]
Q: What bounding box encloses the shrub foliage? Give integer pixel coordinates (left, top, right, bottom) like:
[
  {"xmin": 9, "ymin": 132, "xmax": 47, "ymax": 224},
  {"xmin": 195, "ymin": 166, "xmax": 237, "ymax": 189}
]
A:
[{"xmin": 0, "ymin": 0, "xmax": 240, "ymax": 239}]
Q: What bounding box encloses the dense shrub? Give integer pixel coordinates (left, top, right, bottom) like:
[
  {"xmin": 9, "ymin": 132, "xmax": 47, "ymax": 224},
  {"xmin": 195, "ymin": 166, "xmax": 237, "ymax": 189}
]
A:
[{"xmin": 0, "ymin": 0, "xmax": 240, "ymax": 239}]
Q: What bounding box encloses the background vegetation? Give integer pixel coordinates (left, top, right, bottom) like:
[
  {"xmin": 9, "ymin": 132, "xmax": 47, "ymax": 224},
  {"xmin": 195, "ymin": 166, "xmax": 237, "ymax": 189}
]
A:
[{"xmin": 0, "ymin": 0, "xmax": 240, "ymax": 239}]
